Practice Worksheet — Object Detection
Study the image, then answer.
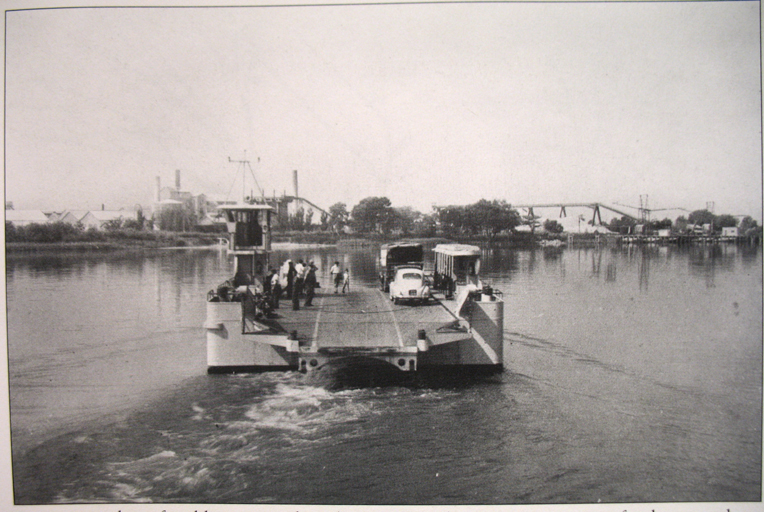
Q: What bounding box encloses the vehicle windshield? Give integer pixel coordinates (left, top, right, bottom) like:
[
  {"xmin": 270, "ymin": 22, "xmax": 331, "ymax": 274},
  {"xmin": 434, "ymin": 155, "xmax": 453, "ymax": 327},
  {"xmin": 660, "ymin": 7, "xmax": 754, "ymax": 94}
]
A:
[
  {"xmin": 401, "ymin": 273, "xmax": 422, "ymax": 280},
  {"xmin": 387, "ymin": 246, "xmax": 424, "ymax": 265}
]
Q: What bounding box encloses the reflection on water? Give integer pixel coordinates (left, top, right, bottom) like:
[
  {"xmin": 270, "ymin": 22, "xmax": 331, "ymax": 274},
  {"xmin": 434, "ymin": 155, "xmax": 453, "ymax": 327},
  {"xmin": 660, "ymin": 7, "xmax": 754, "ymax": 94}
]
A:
[
  {"xmin": 6, "ymin": 242, "xmax": 762, "ymax": 504},
  {"xmin": 484, "ymin": 243, "xmax": 758, "ymax": 293}
]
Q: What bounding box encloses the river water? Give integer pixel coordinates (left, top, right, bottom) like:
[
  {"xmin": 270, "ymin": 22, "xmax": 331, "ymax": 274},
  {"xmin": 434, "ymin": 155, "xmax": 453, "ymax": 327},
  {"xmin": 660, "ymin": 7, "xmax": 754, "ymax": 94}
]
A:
[{"xmin": 6, "ymin": 242, "xmax": 762, "ymax": 505}]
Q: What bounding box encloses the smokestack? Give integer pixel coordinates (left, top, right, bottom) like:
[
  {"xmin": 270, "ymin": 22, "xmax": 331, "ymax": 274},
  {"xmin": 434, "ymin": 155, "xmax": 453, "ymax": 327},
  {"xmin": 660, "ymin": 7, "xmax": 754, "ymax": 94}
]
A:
[
  {"xmin": 156, "ymin": 176, "xmax": 161, "ymax": 202},
  {"xmin": 293, "ymin": 170, "xmax": 298, "ymax": 198},
  {"xmin": 175, "ymin": 169, "xmax": 181, "ymax": 191}
]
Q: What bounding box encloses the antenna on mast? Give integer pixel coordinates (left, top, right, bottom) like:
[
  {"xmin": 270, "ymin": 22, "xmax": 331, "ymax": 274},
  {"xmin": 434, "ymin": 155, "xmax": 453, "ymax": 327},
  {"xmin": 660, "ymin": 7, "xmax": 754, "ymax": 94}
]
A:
[{"xmin": 227, "ymin": 151, "xmax": 264, "ymax": 203}]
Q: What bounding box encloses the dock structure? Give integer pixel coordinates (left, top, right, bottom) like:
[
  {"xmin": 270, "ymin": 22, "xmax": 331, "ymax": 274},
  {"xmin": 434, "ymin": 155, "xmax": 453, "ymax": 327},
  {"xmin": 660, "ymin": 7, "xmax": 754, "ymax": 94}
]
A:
[{"xmin": 616, "ymin": 234, "xmax": 761, "ymax": 246}]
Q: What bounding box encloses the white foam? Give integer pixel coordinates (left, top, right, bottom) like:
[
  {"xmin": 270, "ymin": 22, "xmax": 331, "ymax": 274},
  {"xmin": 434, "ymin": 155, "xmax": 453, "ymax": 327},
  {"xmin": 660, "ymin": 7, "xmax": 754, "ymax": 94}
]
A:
[{"xmin": 191, "ymin": 403, "xmax": 207, "ymax": 421}]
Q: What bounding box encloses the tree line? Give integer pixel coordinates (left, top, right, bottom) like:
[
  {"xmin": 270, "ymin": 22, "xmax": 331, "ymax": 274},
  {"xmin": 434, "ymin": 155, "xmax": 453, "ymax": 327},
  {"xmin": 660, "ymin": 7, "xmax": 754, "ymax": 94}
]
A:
[
  {"xmin": 607, "ymin": 209, "xmax": 761, "ymax": 236},
  {"xmin": 319, "ymin": 197, "xmax": 526, "ymax": 239}
]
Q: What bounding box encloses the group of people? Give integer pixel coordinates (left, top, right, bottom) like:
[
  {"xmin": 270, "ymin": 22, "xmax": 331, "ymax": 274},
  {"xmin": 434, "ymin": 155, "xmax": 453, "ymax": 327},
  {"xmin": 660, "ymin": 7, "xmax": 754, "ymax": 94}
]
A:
[
  {"xmin": 264, "ymin": 259, "xmax": 351, "ymax": 311},
  {"xmin": 265, "ymin": 259, "xmax": 318, "ymax": 310},
  {"xmin": 329, "ymin": 261, "xmax": 350, "ymax": 294}
]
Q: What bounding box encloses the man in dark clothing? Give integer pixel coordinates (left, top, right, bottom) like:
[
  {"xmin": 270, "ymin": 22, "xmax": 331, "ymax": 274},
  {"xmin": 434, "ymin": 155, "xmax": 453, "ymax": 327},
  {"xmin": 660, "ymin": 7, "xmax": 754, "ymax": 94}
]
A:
[
  {"xmin": 286, "ymin": 261, "xmax": 295, "ymax": 300},
  {"xmin": 263, "ymin": 267, "xmax": 273, "ymax": 295},
  {"xmin": 304, "ymin": 264, "xmax": 317, "ymax": 306},
  {"xmin": 272, "ymin": 279, "xmax": 281, "ymax": 309},
  {"xmin": 288, "ymin": 261, "xmax": 299, "ymax": 310}
]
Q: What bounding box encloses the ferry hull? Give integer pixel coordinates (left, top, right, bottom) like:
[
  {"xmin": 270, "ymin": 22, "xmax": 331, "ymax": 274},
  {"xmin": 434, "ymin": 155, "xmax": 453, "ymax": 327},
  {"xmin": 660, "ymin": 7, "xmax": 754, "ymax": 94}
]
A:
[
  {"xmin": 419, "ymin": 297, "xmax": 504, "ymax": 368},
  {"xmin": 205, "ymin": 301, "xmax": 299, "ymax": 372},
  {"xmin": 206, "ymin": 291, "xmax": 504, "ymax": 377},
  {"xmin": 303, "ymin": 360, "xmax": 503, "ymax": 389}
]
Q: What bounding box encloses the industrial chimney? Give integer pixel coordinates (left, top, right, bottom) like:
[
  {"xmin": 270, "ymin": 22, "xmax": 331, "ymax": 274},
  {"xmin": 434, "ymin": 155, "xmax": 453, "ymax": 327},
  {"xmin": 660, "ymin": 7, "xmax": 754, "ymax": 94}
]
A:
[
  {"xmin": 293, "ymin": 170, "xmax": 298, "ymax": 198},
  {"xmin": 175, "ymin": 169, "xmax": 181, "ymax": 191},
  {"xmin": 156, "ymin": 176, "xmax": 161, "ymax": 202}
]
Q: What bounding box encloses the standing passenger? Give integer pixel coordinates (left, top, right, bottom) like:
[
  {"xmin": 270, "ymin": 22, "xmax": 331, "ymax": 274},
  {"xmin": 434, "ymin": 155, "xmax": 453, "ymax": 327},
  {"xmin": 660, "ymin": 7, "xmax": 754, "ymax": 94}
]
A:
[
  {"xmin": 295, "ymin": 260, "xmax": 306, "ymax": 297},
  {"xmin": 289, "ymin": 261, "xmax": 300, "ymax": 310},
  {"xmin": 263, "ymin": 267, "xmax": 273, "ymax": 295},
  {"xmin": 286, "ymin": 261, "xmax": 295, "ymax": 300},
  {"xmin": 271, "ymin": 270, "xmax": 281, "ymax": 309},
  {"xmin": 304, "ymin": 263, "xmax": 317, "ymax": 306},
  {"xmin": 330, "ymin": 261, "xmax": 341, "ymax": 293}
]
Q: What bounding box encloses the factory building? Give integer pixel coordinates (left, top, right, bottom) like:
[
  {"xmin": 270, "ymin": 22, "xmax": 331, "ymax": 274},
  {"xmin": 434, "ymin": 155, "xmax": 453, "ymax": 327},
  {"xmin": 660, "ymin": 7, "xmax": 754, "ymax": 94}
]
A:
[{"xmin": 153, "ymin": 169, "xmax": 327, "ymax": 230}]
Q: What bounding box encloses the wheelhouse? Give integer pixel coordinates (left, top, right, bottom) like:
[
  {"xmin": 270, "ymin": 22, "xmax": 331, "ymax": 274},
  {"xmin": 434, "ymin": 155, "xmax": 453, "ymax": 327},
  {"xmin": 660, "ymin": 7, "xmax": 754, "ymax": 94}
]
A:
[{"xmin": 218, "ymin": 204, "xmax": 273, "ymax": 289}]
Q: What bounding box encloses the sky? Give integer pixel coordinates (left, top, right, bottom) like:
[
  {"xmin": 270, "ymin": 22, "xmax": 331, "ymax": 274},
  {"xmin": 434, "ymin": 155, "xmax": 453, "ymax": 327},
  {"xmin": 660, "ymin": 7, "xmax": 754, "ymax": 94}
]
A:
[{"xmin": 4, "ymin": 1, "xmax": 762, "ymax": 222}]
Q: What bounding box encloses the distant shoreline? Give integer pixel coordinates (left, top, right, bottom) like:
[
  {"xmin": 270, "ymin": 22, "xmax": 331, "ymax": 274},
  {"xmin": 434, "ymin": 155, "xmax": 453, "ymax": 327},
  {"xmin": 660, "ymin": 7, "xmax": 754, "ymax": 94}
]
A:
[
  {"xmin": 4, "ymin": 231, "xmax": 577, "ymax": 254},
  {"xmin": 5, "ymin": 240, "xmax": 206, "ymax": 253},
  {"xmin": 4, "ymin": 233, "xmax": 225, "ymax": 254}
]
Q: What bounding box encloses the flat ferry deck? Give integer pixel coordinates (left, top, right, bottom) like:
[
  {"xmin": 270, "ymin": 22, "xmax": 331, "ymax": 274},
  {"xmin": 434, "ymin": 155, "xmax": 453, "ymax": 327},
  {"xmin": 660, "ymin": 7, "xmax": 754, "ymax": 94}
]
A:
[{"xmin": 272, "ymin": 285, "xmax": 465, "ymax": 351}]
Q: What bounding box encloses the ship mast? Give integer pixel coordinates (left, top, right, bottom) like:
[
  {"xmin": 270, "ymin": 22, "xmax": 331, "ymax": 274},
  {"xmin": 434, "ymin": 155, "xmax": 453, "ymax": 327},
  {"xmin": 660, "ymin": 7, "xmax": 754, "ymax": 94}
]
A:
[{"xmin": 228, "ymin": 151, "xmax": 264, "ymax": 203}]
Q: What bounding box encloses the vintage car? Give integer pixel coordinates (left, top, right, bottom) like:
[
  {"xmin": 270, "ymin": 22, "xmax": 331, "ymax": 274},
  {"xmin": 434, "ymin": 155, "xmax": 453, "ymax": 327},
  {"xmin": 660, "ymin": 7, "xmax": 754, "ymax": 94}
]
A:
[{"xmin": 389, "ymin": 265, "xmax": 430, "ymax": 305}]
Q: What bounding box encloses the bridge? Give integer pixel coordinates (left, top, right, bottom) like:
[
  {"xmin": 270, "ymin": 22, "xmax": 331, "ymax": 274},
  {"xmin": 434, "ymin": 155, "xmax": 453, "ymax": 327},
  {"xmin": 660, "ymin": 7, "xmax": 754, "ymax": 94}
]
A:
[{"xmin": 512, "ymin": 203, "xmax": 639, "ymax": 225}]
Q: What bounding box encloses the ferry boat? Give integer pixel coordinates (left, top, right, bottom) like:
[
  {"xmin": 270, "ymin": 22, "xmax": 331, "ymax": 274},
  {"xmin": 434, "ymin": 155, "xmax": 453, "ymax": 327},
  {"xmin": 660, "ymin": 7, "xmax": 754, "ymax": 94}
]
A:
[{"xmin": 205, "ymin": 204, "xmax": 504, "ymax": 377}]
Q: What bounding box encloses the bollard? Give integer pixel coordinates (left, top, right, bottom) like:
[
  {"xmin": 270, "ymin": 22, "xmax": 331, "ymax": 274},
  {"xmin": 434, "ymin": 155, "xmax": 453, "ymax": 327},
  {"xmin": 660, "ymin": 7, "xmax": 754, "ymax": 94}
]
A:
[{"xmin": 417, "ymin": 329, "xmax": 428, "ymax": 352}]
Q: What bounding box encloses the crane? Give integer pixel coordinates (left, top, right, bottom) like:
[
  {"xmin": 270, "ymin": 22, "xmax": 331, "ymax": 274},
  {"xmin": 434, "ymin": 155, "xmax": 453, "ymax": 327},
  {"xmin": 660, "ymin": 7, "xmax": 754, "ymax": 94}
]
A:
[{"xmin": 613, "ymin": 195, "xmax": 688, "ymax": 223}]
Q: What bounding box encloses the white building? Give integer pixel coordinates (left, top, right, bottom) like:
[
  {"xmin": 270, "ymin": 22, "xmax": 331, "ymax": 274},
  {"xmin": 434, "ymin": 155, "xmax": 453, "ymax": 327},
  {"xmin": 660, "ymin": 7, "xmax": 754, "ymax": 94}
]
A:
[
  {"xmin": 80, "ymin": 210, "xmax": 135, "ymax": 230},
  {"xmin": 58, "ymin": 210, "xmax": 90, "ymax": 226},
  {"xmin": 5, "ymin": 210, "xmax": 49, "ymax": 226}
]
